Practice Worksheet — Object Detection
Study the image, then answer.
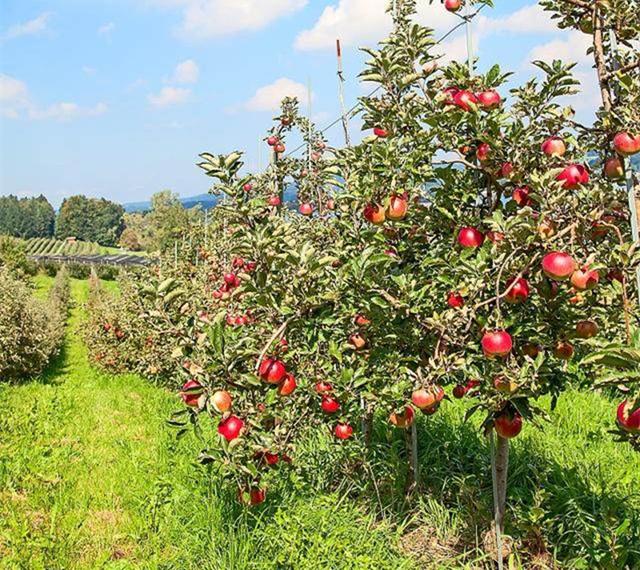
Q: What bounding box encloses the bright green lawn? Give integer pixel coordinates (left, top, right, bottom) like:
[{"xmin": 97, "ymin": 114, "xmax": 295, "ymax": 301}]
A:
[{"xmin": 1, "ymin": 277, "xmax": 639, "ymax": 569}]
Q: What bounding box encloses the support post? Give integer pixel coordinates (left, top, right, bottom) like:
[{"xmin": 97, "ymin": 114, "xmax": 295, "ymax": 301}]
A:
[
  {"xmin": 336, "ymin": 39, "xmax": 351, "ymax": 147},
  {"xmin": 490, "ymin": 432, "xmax": 510, "ymax": 570}
]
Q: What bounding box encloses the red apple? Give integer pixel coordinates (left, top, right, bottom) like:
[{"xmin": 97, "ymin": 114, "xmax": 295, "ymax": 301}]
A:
[
  {"xmin": 541, "ymin": 136, "xmax": 566, "ymax": 157},
  {"xmin": 326, "ymin": 198, "xmax": 336, "ymax": 210},
  {"xmin": 444, "ymin": 0, "xmax": 462, "ymax": 12},
  {"xmin": 604, "ymin": 157, "xmax": 624, "ymax": 179},
  {"xmin": 481, "ymin": 330, "xmax": 513, "ymax": 358},
  {"xmin": 274, "ymin": 143, "xmax": 286, "ymax": 154},
  {"xmin": 267, "ymin": 195, "xmax": 281, "ymax": 207},
  {"xmin": 211, "ymin": 390, "xmax": 232, "ymax": 413},
  {"xmin": 363, "ymin": 203, "xmax": 386, "ymax": 225},
  {"xmin": 512, "ymin": 186, "xmax": 531, "ymax": 207},
  {"xmin": 249, "ymin": 487, "xmax": 266, "ymax": 505},
  {"xmin": 542, "ymin": 252, "xmax": 576, "ymax": 281},
  {"xmin": 277, "ymin": 373, "xmax": 297, "ymax": 396},
  {"xmin": 617, "ymin": 400, "xmax": 640, "ymax": 433},
  {"xmin": 267, "ymin": 136, "xmax": 278, "ymax": 146},
  {"xmin": 494, "ymin": 410, "xmax": 523, "ymax": 439},
  {"xmin": 411, "ymin": 386, "xmax": 444, "ymax": 410},
  {"xmin": 453, "ymin": 384, "xmax": 467, "ymax": 399},
  {"xmin": 315, "ymin": 381, "xmax": 333, "ymax": 394},
  {"xmin": 354, "ymin": 314, "xmax": 371, "ymax": 327},
  {"xmin": 556, "ymin": 164, "xmax": 590, "ymax": 189},
  {"xmin": 500, "ymin": 162, "xmax": 514, "ymax": 179},
  {"xmin": 258, "ymin": 358, "xmax": 287, "ymax": 384},
  {"xmin": 504, "ymin": 277, "xmax": 530, "ymax": 304},
  {"xmin": 477, "ymin": 90, "xmax": 501, "ymax": 109},
  {"xmin": 218, "ymin": 415, "xmax": 245, "ymax": 441},
  {"xmin": 180, "ymin": 379, "xmax": 203, "ymax": 407},
  {"xmin": 447, "ymin": 291, "xmax": 465, "ymax": 308},
  {"xmin": 321, "ymin": 395, "xmax": 340, "ymax": 414},
  {"xmin": 243, "ymin": 183, "xmax": 253, "ymax": 192},
  {"xmin": 299, "ymin": 203, "xmax": 313, "ymax": 216},
  {"xmin": 453, "ymin": 90, "xmax": 478, "ymax": 112},
  {"xmin": 476, "ymin": 143, "xmax": 491, "ymax": 162},
  {"xmin": 443, "ymin": 87, "xmax": 459, "ymax": 105},
  {"xmin": 613, "ymin": 132, "xmax": 640, "ymax": 156},
  {"xmin": 571, "ymin": 268, "xmax": 599, "ymax": 290},
  {"xmin": 576, "ymin": 320, "xmax": 598, "ymax": 339},
  {"xmin": 390, "ymin": 406, "xmax": 415, "ymax": 428},
  {"xmin": 373, "ymin": 127, "xmax": 389, "ymax": 138},
  {"xmin": 457, "ymin": 226, "xmax": 485, "ymax": 248},
  {"xmin": 386, "ymin": 193, "xmax": 408, "ymax": 221},
  {"xmin": 553, "ymin": 341, "xmax": 574, "ymax": 360},
  {"xmin": 334, "ymin": 423, "xmax": 354, "ymax": 440}
]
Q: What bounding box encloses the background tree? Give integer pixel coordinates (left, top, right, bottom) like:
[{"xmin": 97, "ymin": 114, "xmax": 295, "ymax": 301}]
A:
[
  {"xmin": 0, "ymin": 195, "xmax": 55, "ymax": 238},
  {"xmin": 55, "ymin": 195, "xmax": 125, "ymax": 246}
]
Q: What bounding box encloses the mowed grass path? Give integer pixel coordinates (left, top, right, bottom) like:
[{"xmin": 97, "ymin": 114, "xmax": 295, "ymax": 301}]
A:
[{"xmin": 0, "ymin": 279, "xmax": 411, "ymax": 570}]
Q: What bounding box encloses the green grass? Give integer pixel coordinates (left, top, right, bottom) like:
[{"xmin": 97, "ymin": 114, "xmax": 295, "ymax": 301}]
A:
[{"xmin": 1, "ymin": 279, "xmax": 639, "ymax": 569}]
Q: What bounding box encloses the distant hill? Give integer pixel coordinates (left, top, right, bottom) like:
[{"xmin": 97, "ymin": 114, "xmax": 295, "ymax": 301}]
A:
[{"xmin": 124, "ymin": 186, "xmax": 299, "ymax": 213}]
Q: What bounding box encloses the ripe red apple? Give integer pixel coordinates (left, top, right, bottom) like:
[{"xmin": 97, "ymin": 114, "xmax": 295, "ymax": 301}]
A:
[
  {"xmin": 512, "ymin": 186, "xmax": 531, "ymax": 207},
  {"xmin": 444, "ymin": 0, "xmax": 462, "ymax": 12},
  {"xmin": 389, "ymin": 406, "xmax": 415, "ymax": 429},
  {"xmin": 326, "ymin": 198, "xmax": 336, "ymax": 210},
  {"xmin": 211, "ymin": 390, "xmax": 232, "ymax": 413},
  {"xmin": 249, "ymin": 487, "xmax": 266, "ymax": 505},
  {"xmin": 274, "ymin": 143, "xmax": 286, "ymax": 154},
  {"xmin": 321, "ymin": 395, "xmax": 340, "ymax": 414},
  {"xmin": 299, "ymin": 203, "xmax": 313, "ymax": 216},
  {"xmin": 354, "ymin": 314, "xmax": 371, "ymax": 328},
  {"xmin": 373, "ymin": 127, "xmax": 389, "ymax": 138},
  {"xmin": 494, "ymin": 411, "xmax": 523, "ymax": 439},
  {"xmin": 542, "ymin": 252, "xmax": 576, "ymax": 281},
  {"xmin": 258, "ymin": 357, "xmax": 287, "ymax": 384},
  {"xmin": 224, "ymin": 273, "xmax": 237, "ymax": 286},
  {"xmin": 541, "ymin": 136, "xmax": 566, "ymax": 157},
  {"xmin": 617, "ymin": 400, "xmax": 640, "ymax": 433},
  {"xmin": 277, "ymin": 373, "xmax": 297, "ymax": 396},
  {"xmin": 500, "ymin": 162, "xmax": 514, "ymax": 179},
  {"xmin": 315, "ymin": 381, "xmax": 333, "ymax": 394},
  {"xmin": 481, "ymin": 330, "xmax": 513, "ymax": 358},
  {"xmin": 447, "ymin": 291, "xmax": 465, "ymax": 308},
  {"xmin": 443, "ymin": 87, "xmax": 459, "ymax": 105},
  {"xmin": 457, "ymin": 226, "xmax": 485, "ymax": 248},
  {"xmin": 334, "ymin": 423, "xmax": 354, "ymax": 440},
  {"xmin": 504, "ymin": 277, "xmax": 530, "ymax": 304},
  {"xmin": 604, "ymin": 157, "xmax": 624, "ymax": 179},
  {"xmin": 267, "ymin": 136, "xmax": 278, "ymax": 146},
  {"xmin": 576, "ymin": 320, "xmax": 598, "ymax": 339},
  {"xmin": 476, "ymin": 143, "xmax": 491, "ymax": 162},
  {"xmin": 218, "ymin": 415, "xmax": 245, "ymax": 441},
  {"xmin": 267, "ymin": 195, "xmax": 281, "ymax": 207},
  {"xmin": 452, "ymin": 384, "xmax": 467, "ymax": 399},
  {"xmin": 386, "ymin": 193, "xmax": 408, "ymax": 221},
  {"xmin": 180, "ymin": 379, "xmax": 203, "ymax": 407},
  {"xmin": 348, "ymin": 333, "xmax": 367, "ymax": 350},
  {"xmin": 411, "ymin": 386, "xmax": 444, "ymax": 410},
  {"xmin": 263, "ymin": 452, "xmax": 279, "ymax": 465},
  {"xmin": 613, "ymin": 132, "xmax": 640, "ymax": 156},
  {"xmin": 556, "ymin": 164, "xmax": 590, "ymax": 189},
  {"xmin": 453, "ymin": 90, "xmax": 478, "ymax": 112},
  {"xmin": 363, "ymin": 203, "xmax": 386, "ymax": 225},
  {"xmin": 243, "ymin": 183, "xmax": 253, "ymax": 192},
  {"xmin": 553, "ymin": 341, "xmax": 574, "ymax": 360},
  {"xmin": 476, "ymin": 90, "xmax": 501, "ymax": 109},
  {"xmin": 571, "ymin": 268, "xmax": 599, "ymax": 290}
]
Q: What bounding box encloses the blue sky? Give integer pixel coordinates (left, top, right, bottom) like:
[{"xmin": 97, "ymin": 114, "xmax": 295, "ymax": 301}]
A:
[{"xmin": 1, "ymin": 1, "xmax": 598, "ymax": 206}]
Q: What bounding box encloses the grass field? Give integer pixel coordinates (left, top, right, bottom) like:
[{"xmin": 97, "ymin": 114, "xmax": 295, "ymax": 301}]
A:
[{"xmin": 1, "ymin": 277, "xmax": 639, "ymax": 569}]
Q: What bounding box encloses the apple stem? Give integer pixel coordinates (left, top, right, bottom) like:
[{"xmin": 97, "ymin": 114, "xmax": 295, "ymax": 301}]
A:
[{"xmin": 490, "ymin": 431, "xmax": 509, "ymax": 570}]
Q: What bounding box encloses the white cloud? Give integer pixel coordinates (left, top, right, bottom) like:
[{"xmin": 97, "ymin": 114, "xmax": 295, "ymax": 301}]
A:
[
  {"xmin": 0, "ymin": 74, "xmax": 30, "ymax": 118},
  {"xmin": 2, "ymin": 12, "xmax": 52, "ymax": 41},
  {"xmin": 148, "ymin": 0, "xmax": 307, "ymax": 39},
  {"xmin": 296, "ymin": 2, "xmax": 556, "ymax": 52},
  {"xmin": 172, "ymin": 59, "xmax": 199, "ymax": 84},
  {"xmin": 148, "ymin": 86, "xmax": 191, "ymax": 107},
  {"xmin": 243, "ymin": 77, "xmax": 312, "ymax": 112},
  {"xmin": 29, "ymin": 102, "xmax": 108, "ymax": 121},
  {"xmin": 527, "ymin": 30, "xmax": 591, "ymax": 66},
  {"xmin": 98, "ymin": 22, "xmax": 115, "ymax": 36},
  {"xmin": 1, "ymin": 73, "xmax": 107, "ymax": 121}
]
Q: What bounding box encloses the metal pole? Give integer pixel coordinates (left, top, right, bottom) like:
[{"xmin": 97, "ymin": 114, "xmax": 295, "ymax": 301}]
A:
[
  {"xmin": 608, "ymin": 29, "xmax": 640, "ymax": 302},
  {"xmin": 465, "ymin": 3, "xmax": 474, "ymax": 76},
  {"xmin": 336, "ymin": 39, "xmax": 351, "ymax": 147}
]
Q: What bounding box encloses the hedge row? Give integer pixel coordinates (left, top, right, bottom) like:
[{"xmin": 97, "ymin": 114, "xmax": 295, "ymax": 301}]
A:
[{"xmin": 0, "ymin": 266, "xmax": 71, "ymax": 381}]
